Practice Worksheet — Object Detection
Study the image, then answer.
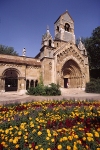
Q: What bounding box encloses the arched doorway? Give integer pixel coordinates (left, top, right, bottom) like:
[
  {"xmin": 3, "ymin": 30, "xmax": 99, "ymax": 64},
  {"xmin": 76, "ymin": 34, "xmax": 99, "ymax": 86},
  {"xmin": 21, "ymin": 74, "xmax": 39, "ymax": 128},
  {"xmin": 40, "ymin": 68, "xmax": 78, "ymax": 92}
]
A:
[
  {"xmin": 4, "ymin": 69, "xmax": 18, "ymax": 92},
  {"xmin": 61, "ymin": 60, "xmax": 82, "ymax": 88}
]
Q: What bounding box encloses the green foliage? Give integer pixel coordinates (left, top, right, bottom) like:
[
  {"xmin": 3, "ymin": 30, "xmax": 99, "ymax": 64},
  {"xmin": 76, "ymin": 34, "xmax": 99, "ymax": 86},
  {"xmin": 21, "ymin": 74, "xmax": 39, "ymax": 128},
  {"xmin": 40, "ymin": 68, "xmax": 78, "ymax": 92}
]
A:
[
  {"xmin": 85, "ymin": 78, "xmax": 100, "ymax": 93},
  {"xmin": 82, "ymin": 26, "xmax": 100, "ymax": 70},
  {"xmin": 0, "ymin": 44, "xmax": 19, "ymax": 56},
  {"xmin": 27, "ymin": 84, "xmax": 46, "ymax": 95},
  {"xmin": 77, "ymin": 26, "xmax": 100, "ymax": 78},
  {"xmin": 45, "ymin": 83, "xmax": 61, "ymax": 96},
  {"xmin": 27, "ymin": 83, "xmax": 61, "ymax": 96},
  {"xmin": 90, "ymin": 69, "xmax": 100, "ymax": 79},
  {"xmin": 39, "ymin": 72, "xmax": 43, "ymax": 86}
]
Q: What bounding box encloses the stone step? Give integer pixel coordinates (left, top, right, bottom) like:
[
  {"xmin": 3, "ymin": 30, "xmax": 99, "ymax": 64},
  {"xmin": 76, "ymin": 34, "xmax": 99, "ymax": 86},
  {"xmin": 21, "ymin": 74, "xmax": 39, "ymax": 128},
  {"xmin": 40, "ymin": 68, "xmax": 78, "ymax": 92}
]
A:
[{"xmin": 60, "ymin": 88, "xmax": 85, "ymax": 95}]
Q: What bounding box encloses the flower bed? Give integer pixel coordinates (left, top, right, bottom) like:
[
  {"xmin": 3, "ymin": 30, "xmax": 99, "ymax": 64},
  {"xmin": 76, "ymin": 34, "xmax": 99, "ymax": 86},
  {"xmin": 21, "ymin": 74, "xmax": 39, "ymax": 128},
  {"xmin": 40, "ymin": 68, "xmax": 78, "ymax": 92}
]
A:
[{"xmin": 0, "ymin": 100, "xmax": 100, "ymax": 150}]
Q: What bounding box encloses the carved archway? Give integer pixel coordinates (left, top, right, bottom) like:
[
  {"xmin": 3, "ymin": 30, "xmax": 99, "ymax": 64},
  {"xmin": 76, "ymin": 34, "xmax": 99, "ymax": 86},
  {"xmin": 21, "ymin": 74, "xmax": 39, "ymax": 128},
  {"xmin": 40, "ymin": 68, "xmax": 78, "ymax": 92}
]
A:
[
  {"xmin": 3, "ymin": 68, "xmax": 20, "ymax": 92},
  {"xmin": 61, "ymin": 59, "xmax": 82, "ymax": 88}
]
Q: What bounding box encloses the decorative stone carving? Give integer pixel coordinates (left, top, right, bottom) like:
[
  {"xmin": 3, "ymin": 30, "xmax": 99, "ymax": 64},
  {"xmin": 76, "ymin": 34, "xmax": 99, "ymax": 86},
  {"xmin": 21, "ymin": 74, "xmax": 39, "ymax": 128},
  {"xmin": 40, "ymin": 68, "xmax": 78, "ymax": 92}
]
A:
[
  {"xmin": 57, "ymin": 47, "xmax": 84, "ymax": 66},
  {"xmin": 49, "ymin": 62, "xmax": 52, "ymax": 70}
]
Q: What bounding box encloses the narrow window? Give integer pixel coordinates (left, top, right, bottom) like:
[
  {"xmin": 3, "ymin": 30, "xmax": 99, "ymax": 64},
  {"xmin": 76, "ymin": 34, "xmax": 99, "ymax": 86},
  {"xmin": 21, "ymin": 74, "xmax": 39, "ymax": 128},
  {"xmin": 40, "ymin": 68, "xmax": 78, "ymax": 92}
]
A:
[
  {"xmin": 26, "ymin": 80, "xmax": 29, "ymax": 90},
  {"xmin": 64, "ymin": 23, "xmax": 70, "ymax": 32},
  {"xmin": 57, "ymin": 26, "xmax": 59, "ymax": 31},
  {"xmin": 49, "ymin": 40, "xmax": 52, "ymax": 47},
  {"xmin": 30, "ymin": 80, "xmax": 34, "ymax": 87},
  {"xmin": 35, "ymin": 80, "xmax": 38, "ymax": 87}
]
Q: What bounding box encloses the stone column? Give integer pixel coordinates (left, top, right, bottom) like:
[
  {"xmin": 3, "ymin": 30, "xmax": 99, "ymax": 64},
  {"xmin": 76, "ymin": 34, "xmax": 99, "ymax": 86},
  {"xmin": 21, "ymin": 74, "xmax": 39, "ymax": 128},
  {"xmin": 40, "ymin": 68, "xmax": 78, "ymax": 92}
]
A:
[
  {"xmin": 70, "ymin": 78, "xmax": 71, "ymax": 88},
  {"xmin": 71, "ymin": 78, "xmax": 73, "ymax": 88},
  {"xmin": 0, "ymin": 79, "xmax": 2, "ymax": 91},
  {"xmin": 79, "ymin": 77, "xmax": 81, "ymax": 88},
  {"xmin": 29, "ymin": 80, "xmax": 31, "ymax": 88},
  {"xmin": 1, "ymin": 79, "xmax": 5, "ymax": 92},
  {"xmin": 68, "ymin": 78, "xmax": 70, "ymax": 88},
  {"xmin": 21, "ymin": 78, "xmax": 25, "ymax": 90},
  {"xmin": 33, "ymin": 80, "xmax": 35, "ymax": 88},
  {"xmin": 76, "ymin": 77, "xmax": 78, "ymax": 88},
  {"xmin": 19, "ymin": 78, "xmax": 26, "ymax": 94},
  {"xmin": 18, "ymin": 78, "xmax": 21, "ymax": 91}
]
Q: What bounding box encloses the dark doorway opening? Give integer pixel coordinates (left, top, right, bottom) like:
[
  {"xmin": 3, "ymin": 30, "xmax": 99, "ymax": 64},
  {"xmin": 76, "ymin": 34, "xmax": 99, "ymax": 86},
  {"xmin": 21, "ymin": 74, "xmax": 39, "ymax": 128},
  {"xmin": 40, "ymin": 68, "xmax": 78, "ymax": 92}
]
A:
[
  {"xmin": 4, "ymin": 69, "xmax": 18, "ymax": 92},
  {"xmin": 26, "ymin": 80, "xmax": 29, "ymax": 90},
  {"xmin": 5, "ymin": 78, "xmax": 18, "ymax": 91},
  {"xmin": 64, "ymin": 78, "xmax": 68, "ymax": 88}
]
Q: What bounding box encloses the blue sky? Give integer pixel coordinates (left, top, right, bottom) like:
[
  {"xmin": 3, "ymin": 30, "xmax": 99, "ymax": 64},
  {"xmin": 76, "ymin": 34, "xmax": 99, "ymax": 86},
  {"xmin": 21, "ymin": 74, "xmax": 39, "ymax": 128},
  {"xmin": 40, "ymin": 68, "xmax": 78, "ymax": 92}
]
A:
[{"xmin": 0, "ymin": 0, "xmax": 100, "ymax": 57}]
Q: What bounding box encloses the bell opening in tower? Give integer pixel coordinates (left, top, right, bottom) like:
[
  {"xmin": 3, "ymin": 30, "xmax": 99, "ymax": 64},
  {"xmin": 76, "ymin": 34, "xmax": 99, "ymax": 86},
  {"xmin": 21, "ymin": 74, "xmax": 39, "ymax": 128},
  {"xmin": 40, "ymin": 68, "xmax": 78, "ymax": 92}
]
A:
[{"xmin": 64, "ymin": 23, "xmax": 70, "ymax": 32}]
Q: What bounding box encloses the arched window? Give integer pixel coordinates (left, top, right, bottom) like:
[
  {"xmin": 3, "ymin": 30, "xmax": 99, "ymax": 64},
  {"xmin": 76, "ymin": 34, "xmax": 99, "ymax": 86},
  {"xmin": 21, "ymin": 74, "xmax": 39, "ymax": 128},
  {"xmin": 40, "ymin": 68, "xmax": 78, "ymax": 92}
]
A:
[
  {"xmin": 35, "ymin": 80, "xmax": 38, "ymax": 87},
  {"xmin": 30, "ymin": 80, "xmax": 34, "ymax": 87},
  {"xmin": 49, "ymin": 40, "xmax": 52, "ymax": 47},
  {"xmin": 64, "ymin": 23, "xmax": 70, "ymax": 32},
  {"xmin": 26, "ymin": 80, "xmax": 29, "ymax": 90},
  {"xmin": 57, "ymin": 26, "xmax": 59, "ymax": 31}
]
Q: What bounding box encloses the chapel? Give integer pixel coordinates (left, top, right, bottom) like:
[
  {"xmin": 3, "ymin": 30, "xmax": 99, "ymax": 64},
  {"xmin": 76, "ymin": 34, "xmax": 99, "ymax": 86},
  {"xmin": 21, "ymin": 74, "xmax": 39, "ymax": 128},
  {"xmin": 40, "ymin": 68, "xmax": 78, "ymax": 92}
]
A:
[{"xmin": 0, "ymin": 11, "xmax": 89, "ymax": 93}]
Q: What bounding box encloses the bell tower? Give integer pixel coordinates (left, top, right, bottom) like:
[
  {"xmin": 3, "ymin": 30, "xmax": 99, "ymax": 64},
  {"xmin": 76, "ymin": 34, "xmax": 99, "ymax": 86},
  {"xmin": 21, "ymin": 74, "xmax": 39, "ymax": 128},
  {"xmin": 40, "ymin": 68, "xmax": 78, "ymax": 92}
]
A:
[{"xmin": 54, "ymin": 11, "xmax": 75, "ymax": 44}]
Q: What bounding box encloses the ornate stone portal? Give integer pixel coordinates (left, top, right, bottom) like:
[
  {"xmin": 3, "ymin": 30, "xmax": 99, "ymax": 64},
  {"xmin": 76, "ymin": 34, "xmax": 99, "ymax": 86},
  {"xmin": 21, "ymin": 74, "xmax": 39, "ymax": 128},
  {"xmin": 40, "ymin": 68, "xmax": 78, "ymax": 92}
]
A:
[{"xmin": 0, "ymin": 11, "xmax": 89, "ymax": 93}]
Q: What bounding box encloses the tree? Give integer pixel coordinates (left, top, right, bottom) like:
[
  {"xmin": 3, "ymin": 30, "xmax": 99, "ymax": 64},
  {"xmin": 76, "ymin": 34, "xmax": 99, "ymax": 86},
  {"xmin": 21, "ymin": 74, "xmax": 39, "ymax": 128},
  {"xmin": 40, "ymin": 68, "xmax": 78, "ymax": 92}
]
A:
[
  {"xmin": 76, "ymin": 26, "xmax": 100, "ymax": 78},
  {"xmin": 0, "ymin": 45, "xmax": 19, "ymax": 56},
  {"xmin": 84, "ymin": 27, "xmax": 100, "ymax": 79},
  {"xmin": 84, "ymin": 26, "xmax": 100, "ymax": 70}
]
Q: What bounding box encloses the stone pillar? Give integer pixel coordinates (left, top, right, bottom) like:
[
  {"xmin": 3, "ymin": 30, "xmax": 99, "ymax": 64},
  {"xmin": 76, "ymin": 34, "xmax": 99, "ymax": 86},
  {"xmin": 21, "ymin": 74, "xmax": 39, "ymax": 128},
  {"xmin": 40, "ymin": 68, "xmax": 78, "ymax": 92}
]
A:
[
  {"xmin": 73, "ymin": 77, "xmax": 76, "ymax": 88},
  {"xmin": 61, "ymin": 78, "xmax": 64, "ymax": 88},
  {"xmin": 0, "ymin": 79, "xmax": 2, "ymax": 91},
  {"xmin": 74, "ymin": 77, "xmax": 76, "ymax": 88},
  {"xmin": 1, "ymin": 79, "xmax": 5, "ymax": 92},
  {"xmin": 79, "ymin": 77, "xmax": 81, "ymax": 88},
  {"xmin": 68, "ymin": 78, "xmax": 70, "ymax": 88},
  {"xmin": 18, "ymin": 79, "xmax": 21, "ymax": 91},
  {"xmin": 33, "ymin": 80, "xmax": 35, "ymax": 88},
  {"xmin": 29, "ymin": 80, "xmax": 31, "ymax": 88},
  {"xmin": 19, "ymin": 78, "xmax": 26, "ymax": 94},
  {"xmin": 70, "ymin": 78, "xmax": 72, "ymax": 88},
  {"xmin": 21, "ymin": 78, "xmax": 25, "ymax": 90},
  {"xmin": 76, "ymin": 77, "xmax": 78, "ymax": 88},
  {"xmin": 71, "ymin": 78, "xmax": 73, "ymax": 88}
]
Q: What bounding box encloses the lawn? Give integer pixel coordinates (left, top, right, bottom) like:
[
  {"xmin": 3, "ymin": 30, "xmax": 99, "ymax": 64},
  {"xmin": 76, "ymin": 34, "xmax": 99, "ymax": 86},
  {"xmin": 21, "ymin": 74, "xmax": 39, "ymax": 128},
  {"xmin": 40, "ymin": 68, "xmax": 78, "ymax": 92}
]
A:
[{"xmin": 0, "ymin": 99, "xmax": 100, "ymax": 150}]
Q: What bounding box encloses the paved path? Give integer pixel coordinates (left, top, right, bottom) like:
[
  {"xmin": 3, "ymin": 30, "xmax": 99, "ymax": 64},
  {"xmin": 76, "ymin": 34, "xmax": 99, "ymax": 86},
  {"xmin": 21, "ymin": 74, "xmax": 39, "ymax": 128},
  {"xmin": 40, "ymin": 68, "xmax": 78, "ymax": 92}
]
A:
[{"xmin": 0, "ymin": 88, "xmax": 100, "ymax": 105}]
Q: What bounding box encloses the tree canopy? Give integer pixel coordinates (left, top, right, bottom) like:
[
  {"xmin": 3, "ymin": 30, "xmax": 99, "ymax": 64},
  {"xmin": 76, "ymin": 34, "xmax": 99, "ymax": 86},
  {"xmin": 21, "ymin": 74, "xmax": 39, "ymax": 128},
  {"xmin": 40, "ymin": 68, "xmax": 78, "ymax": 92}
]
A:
[
  {"xmin": 86, "ymin": 26, "xmax": 100, "ymax": 69},
  {"xmin": 77, "ymin": 26, "xmax": 100, "ymax": 70},
  {"xmin": 76, "ymin": 26, "xmax": 100, "ymax": 78},
  {"xmin": 0, "ymin": 45, "xmax": 19, "ymax": 56}
]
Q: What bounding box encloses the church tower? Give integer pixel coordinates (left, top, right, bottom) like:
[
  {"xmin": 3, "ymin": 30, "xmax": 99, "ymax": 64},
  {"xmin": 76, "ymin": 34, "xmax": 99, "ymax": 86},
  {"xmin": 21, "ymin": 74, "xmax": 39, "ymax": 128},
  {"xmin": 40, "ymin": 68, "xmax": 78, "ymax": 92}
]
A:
[
  {"xmin": 41, "ymin": 26, "xmax": 54, "ymax": 48},
  {"xmin": 35, "ymin": 11, "xmax": 89, "ymax": 88},
  {"xmin": 54, "ymin": 11, "xmax": 75, "ymax": 44}
]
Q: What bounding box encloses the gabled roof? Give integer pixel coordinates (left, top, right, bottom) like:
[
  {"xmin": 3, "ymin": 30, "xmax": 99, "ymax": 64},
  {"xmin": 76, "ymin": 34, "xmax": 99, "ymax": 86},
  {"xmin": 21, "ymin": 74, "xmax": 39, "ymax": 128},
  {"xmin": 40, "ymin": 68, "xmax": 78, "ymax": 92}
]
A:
[{"xmin": 54, "ymin": 10, "xmax": 74, "ymax": 24}]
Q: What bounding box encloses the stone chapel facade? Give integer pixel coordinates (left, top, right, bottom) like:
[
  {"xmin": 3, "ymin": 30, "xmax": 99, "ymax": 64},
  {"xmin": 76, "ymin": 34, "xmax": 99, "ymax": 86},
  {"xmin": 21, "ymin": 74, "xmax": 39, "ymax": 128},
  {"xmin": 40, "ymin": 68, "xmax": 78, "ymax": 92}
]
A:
[{"xmin": 0, "ymin": 11, "xmax": 89, "ymax": 93}]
